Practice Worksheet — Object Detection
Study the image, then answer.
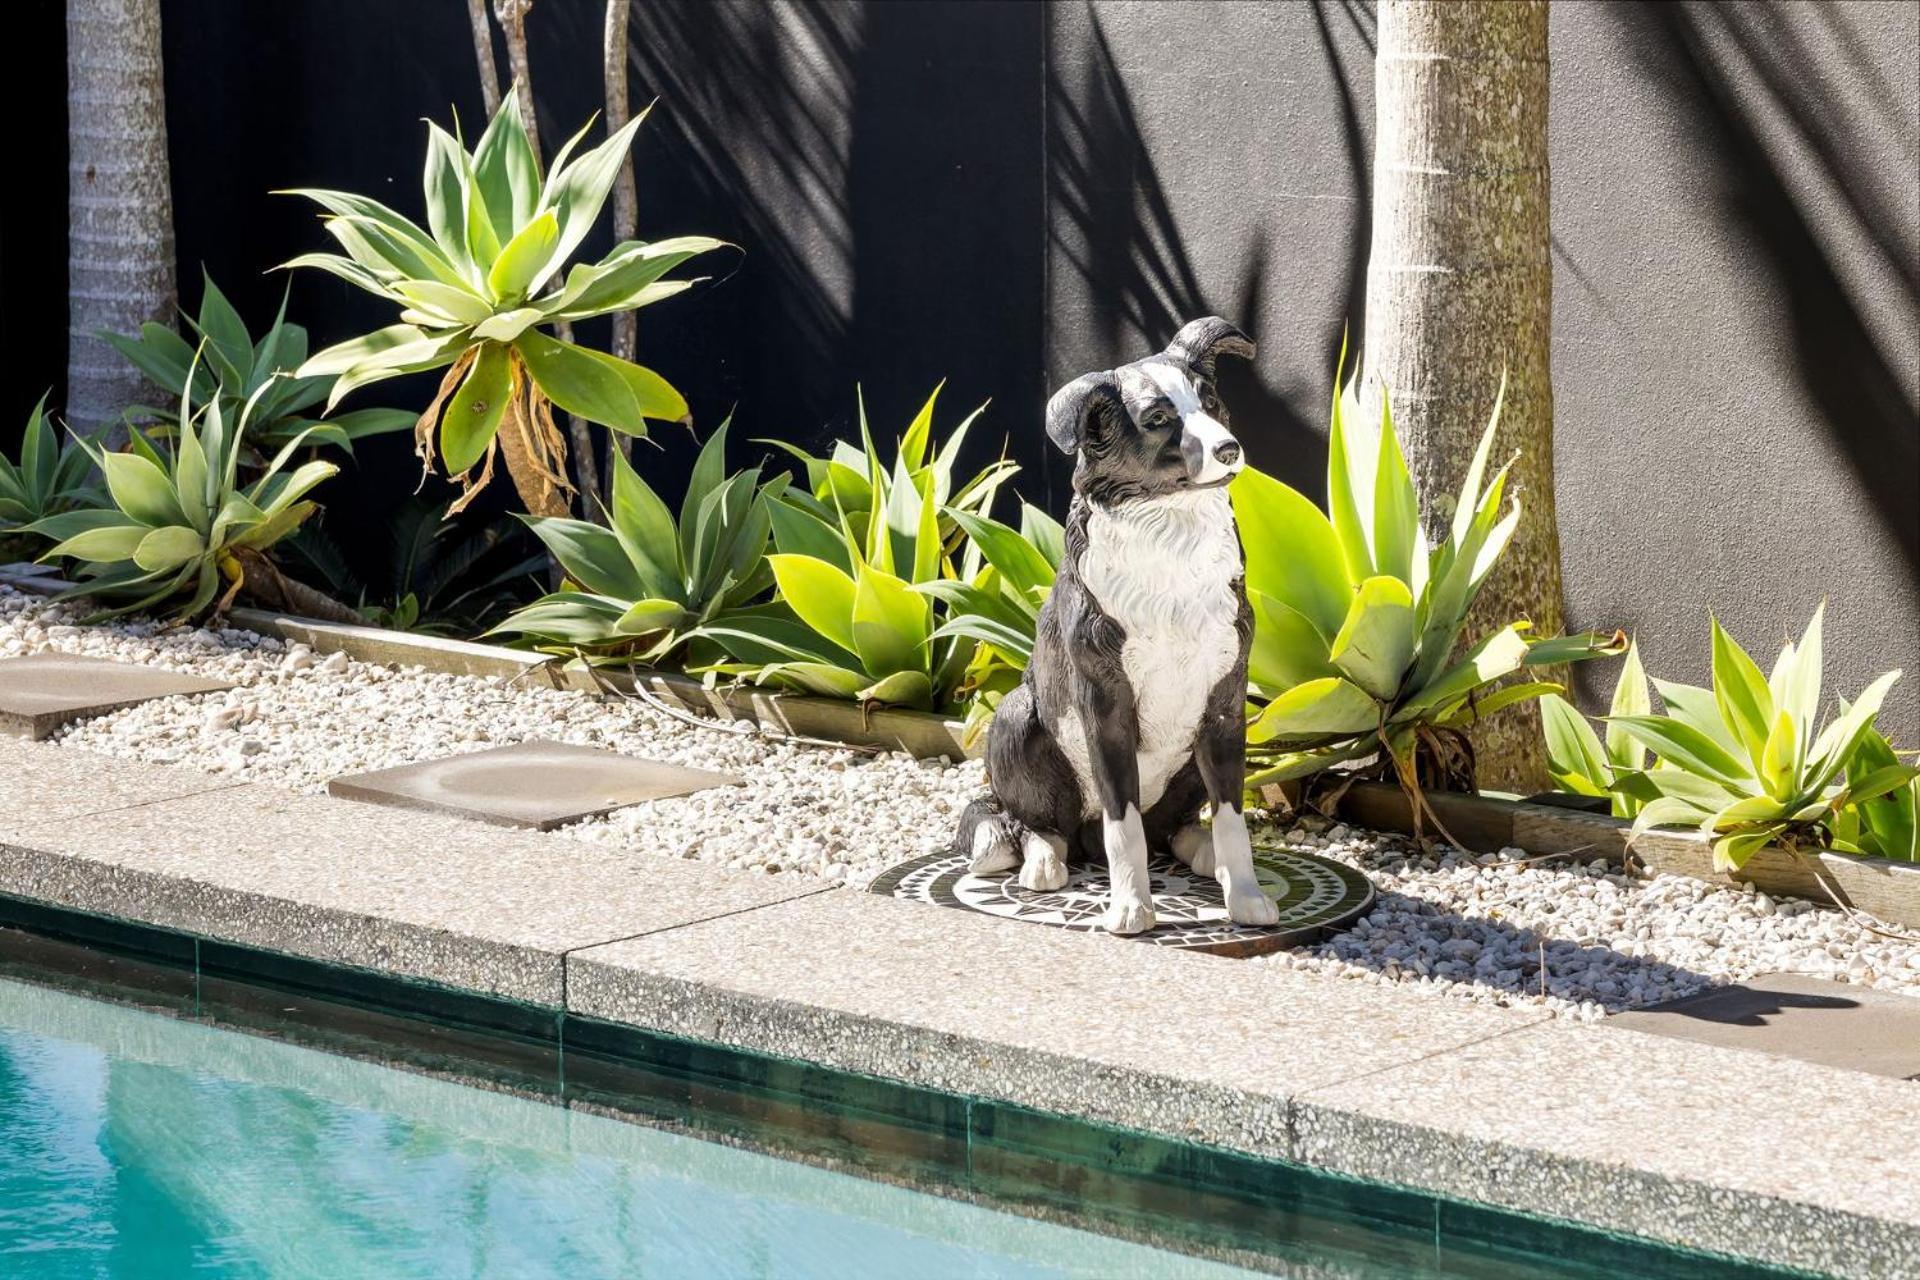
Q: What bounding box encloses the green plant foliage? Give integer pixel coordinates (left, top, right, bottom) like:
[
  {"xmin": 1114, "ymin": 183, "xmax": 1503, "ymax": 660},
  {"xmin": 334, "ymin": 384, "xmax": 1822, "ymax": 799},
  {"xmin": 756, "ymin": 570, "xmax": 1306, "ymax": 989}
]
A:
[
  {"xmin": 28, "ymin": 357, "xmax": 336, "ymax": 621},
  {"xmin": 921, "ymin": 501, "xmax": 1063, "ymax": 743},
  {"xmin": 1, "ymin": 396, "xmax": 101, "ymax": 547},
  {"xmin": 695, "ymin": 386, "xmax": 1017, "ymax": 710},
  {"xmin": 1539, "ymin": 638, "xmax": 1650, "ymax": 818},
  {"xmin": 282, "ymin": 498, "xmax": 545, "ymax": 637},
  {"xmin": 488, "ymin": 418, "xmax": 784, "ymax": 663},
  {"xmin": 1239, "ymin": 365, "xmax": 1624, "ymax": 792},
  {"xmin": 282, "ymin": 87, "xmax": 724, "ymax": 501},
  {"xmin": 1604, "ymin": 605, "xmax": 1917, "ymax": 870},
  {"xmin": 102, "ymin": 272, "xmax": 414, "ymax": 457}
]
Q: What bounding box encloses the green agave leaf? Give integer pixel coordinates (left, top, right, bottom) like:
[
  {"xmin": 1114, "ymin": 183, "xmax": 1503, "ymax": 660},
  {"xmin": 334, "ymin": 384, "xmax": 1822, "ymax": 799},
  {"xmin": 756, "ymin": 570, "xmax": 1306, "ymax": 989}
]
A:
[
  {"xmin": 391, "ymin": 280, "xmax": 493, "ymax": 327},
  {"xmin": 1328, "ymin": 575, "xmax": 1415, "ymax": 701},
  {"xmin": 1018, "ymin": 503, "xmax": 1065, "ymax": 571},
  {"xmin": 1784, "ymin": 602, "xmax": 1825, "ymax": 739},
  {"xmin": 515, "ymin": 331, "xmax": 684, "ymax": 435},
  {"xmin": 48, "ymin": 522, "xmax": 147, "ymax": 564},
  {"xmin": 421, "ymin": 121, "xmax": 471, "ymax": 273},
  {"xmin": 948, "ymin": 509, "xmax": 1053, "ymax": 599},
  {"xmin": 471, "ymin": 86, "xmax": 541, "ymax": 243},
  {"xmin": 1713, "ymin": 825, "xmax": 1785, "ymax": 873},
  {"xmin": 1845, "ymin": 730, "xmax": 1918, "ymax": 861},
  {"xmin": 1710, "ymin": 613, "xmax": 1774, "ymax": 767},
  {"xmin": 1523, "ymin": 630, "xmax": 1629, "ymax": 666},
  {"xmin": 487, "ymin": 210, "xmax": 560, "ymax": 303},
  {"xmin": 1606, "ymin": 639, "xmax": 1651, "ymax": 773},
  {"xmin": 1433, "ymin": 679, "xmax": 1563, "ymax": 729},
  {"xmin": 1245, "ymin": 735, "xmax": 1381, "ymax": 788},
  {"xmin": 851, "ymin": 563, "xmax": 929, "ymax": 677},
  {"xmin": 858, "ymin": 669, "xmax": 935, "ymax": 709},
  {"xmin": 439, "ymin": 342, "xmax": 512, "ymax": 474},
  {"xmin": 1704, "ymin": 794, "xmax": 1790, "ymax": 834},
  {"xmin": 1608, "ymin": 714, "xmax": 1752, "ymax": 787},
  {"xmin": 607, "ymin": 444, "xmax": 684, "ymax": 592},
  {"xmin": 1232, "ymin": 466, "xmax": 1352, "ymax": 640},
  {"xmin": 132, "ymin": 524, "xmax": 207, "ymax": 573},
  {"xmin": 1324, "ymin": 355, "xmax": 1373, "ymax": 582},
  {"xmin": 471, "ymin": 308, "xmax": 544, "ymax": 343},
  {"xmin": 194, "ymin": 271, "xmax": 254, "ymax": 385},
  {"xmin": 1393, "ymin": 624, "xmax": 1530, "ymax": 724},
  {"xmin": 1805, "ymin": 669, "xmax": 1902, "ymax": 791},
  {"xmin": 1540, "ymin": 693, "xmax": 1608, "ymax": 791},
  {"xmin": 1370, "ymin": 391, "xmax": 1419, "ymax": 586},
  {"xmin": 301, "ymin": 324, "xmax": 434, "ymax": 380},
  {"xmin": 1633, "ymin": 767, "xmax": 1748, "ymax": 813},
  {"xmin": 549, "ymin": 236, "xmax": 727, "ymax": 321},
  {"xmin": 521, "ymin": 516, "xmax": 650, "ymax": 601},
  {"xmin": 1247, "ymin": 676, "xmax": 1377, "ymax": 744},
  {"xmin": 614, "ymin": 598, "xmax": 693, "ymax": 636},
  {"xmin": 1653, "ymin": 679, "xmax": 1744, "ymax": 756},
  {"xmin": 768, "ymin": 553, "xmax": 859, "ymax": 655},
  {"xmin": 1247, "ymin": 590, "xmax": 1335, "ymax": 694},
  {"xmin": 487, "ymin": 593, "xmax": 629, "ymax": 646},
  {"xmin": 769, "ymin": 498, "xmax": 854, "ymax": 576},
  {"xmin": 536, "ymin": 107, "xmax": 650, "ymax": 293},
  {"xmin": 100, "ymin": 450, "xmax": 187, "ymax": 530}
]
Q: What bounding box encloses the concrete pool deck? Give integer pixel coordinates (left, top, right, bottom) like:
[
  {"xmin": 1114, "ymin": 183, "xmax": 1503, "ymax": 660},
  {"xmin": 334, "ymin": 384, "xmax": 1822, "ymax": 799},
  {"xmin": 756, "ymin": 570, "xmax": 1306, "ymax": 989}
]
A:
[{"xmin": 1, "ymin": 737, "xmax": 1913, "ymax": 1278}]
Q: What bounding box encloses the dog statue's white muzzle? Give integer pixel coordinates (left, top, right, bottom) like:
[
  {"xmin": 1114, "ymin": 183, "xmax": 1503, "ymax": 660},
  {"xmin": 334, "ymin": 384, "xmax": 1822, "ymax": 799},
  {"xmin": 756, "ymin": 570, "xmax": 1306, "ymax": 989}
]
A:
[{"xmin": 1181, "ymin": 413, "xmax": 1245, "ymax": 485}]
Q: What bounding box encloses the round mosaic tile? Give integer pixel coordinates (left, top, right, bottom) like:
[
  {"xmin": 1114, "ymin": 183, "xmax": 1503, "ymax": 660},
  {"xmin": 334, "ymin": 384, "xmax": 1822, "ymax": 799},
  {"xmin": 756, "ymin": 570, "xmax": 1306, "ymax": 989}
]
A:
[{"xmin": 868, "ymin": 846, "xmax": 1374, "ymax": 957}]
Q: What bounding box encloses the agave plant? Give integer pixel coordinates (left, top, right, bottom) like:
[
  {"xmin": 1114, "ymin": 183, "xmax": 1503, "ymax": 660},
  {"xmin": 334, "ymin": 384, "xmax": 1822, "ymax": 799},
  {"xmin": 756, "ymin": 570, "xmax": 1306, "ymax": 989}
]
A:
[
  {"xmin": 1831, "ymin": 725, "xmax": 1920, "ymax": 862},
  {"xmin": 1539, "ymin": 639, "xmax": 1650, "ymax": 819},
  {"xmin": 694, "ymin": 387, "xmax": 1015, "ymax": 710},
  {"xmin": 488, "ymin": 419, "xmax": 783, "ymax": 664},
  {"xmin": 29, "ymin": 359, "xmax": 336, "ymax": 621},
  {"xmin": 1604, "ymin": 606, "xmax": 1916, "ymax": 870},
  {"xmin": 1, "ymin": 396, "xmax": 100, "ymax": 554},
  {"xmin": 1239, "ymin": 366, "xmax": 1624, "ymax": 815},
  {"xmin": 102, "ymin": 272, "xmax": 414, "ymax": 457},
  {"xmin": 283, "ymin": 87, "xmax": 724, "ymax": 515}
]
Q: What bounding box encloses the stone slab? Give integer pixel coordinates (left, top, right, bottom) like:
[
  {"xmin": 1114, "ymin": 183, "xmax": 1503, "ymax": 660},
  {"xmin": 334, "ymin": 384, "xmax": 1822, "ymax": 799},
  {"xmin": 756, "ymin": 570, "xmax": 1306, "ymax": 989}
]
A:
[
  {"xmin": 1609, "ymin": 972, "xmax": 1920, "ymax": 1080},
  {"xmin": 325, "ymin": 740, "xmax": 742, "ymax": 831},
  {"xmin": 0, "ymin": 738, "xmax": 243, "ymax": 833},
  {"xmin": 0, "ymin": 652, "xmax": 232, "ymax": 740},
  {"xmin": 568, "ymin": 886, "xmax": 1542, "ymax": 1156},
  {"xmin": 1294, "ymin": 1020, "xmax": 1920, "ymax": 1279},
  {"xmin": 0, "ymin": 765, "xmax": 824, "ymax": 1006}
]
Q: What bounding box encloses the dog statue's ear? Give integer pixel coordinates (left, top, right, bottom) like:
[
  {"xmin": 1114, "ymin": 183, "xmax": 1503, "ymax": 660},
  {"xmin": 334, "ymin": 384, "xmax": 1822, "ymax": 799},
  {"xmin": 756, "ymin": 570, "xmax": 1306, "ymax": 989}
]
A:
[
  {"xmin": 1167, "ymin": 316, "xmax": 1256, "ymax": 380},
  {"xmin": 1045, "ymin": 372, "xmax": 1121, "ymax": 455}
]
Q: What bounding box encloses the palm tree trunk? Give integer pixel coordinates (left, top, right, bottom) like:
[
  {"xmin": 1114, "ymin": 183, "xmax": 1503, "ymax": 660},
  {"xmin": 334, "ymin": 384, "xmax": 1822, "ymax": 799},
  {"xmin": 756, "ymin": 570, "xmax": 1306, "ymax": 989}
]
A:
[
  {"xmin": 66, "ymin": 0, "xmax": 176, "ymax": 437},
  {"xmin": 1363, "ymin": 0, "xmax": 1561, "ymax": 792}
]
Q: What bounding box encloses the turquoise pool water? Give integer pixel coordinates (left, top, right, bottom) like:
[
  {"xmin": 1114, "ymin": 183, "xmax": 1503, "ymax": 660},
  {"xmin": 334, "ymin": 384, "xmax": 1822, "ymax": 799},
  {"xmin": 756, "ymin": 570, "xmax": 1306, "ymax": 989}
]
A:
[{"xmin": 0, "ymin": 979, "xmax": 1253, "ymax": 1280}]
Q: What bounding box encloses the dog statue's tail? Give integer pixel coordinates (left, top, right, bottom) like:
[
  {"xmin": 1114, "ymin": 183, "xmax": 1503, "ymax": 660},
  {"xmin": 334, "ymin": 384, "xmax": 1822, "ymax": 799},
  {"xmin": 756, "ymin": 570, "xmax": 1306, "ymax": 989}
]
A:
[{"xmin": 953, "ymin": 794, "xmax": 1021, "ymax": 874}]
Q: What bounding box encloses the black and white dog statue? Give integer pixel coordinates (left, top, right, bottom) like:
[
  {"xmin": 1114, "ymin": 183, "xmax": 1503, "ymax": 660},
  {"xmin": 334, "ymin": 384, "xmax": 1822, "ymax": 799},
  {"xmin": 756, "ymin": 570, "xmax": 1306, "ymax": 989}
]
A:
[{"xmin": 955, "ymin": 317, "xmax": 1277, "ymax": 935}]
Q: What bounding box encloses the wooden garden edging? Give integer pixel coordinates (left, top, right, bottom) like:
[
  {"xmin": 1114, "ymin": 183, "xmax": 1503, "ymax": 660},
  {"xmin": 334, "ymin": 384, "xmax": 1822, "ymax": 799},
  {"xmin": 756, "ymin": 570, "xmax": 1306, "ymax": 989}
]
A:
[{"xmin": 1333, "ymin": 782, "xmax": 1920, "ymax": 931}]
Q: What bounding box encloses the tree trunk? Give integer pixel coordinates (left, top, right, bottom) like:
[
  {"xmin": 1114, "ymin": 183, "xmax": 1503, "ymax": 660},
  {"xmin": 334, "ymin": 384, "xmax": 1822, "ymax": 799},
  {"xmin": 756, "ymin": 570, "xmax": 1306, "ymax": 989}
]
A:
[
  {"xmin": 465, "ymin": 0, "xmax": 502, "ymax": 116},
  {"xmin": 494, "ymin": 0, "xmax": 601, "ymax": 513},
  {"xmin": 1363, "ymin": 0, "xmax": 1562, "ymax": 792},
  {"xmin": 66, "ymin": 0, "xmax": 176, "ymax": 437},
  {"xmin": 603, "ymin": 0, "xmax": 637, "ymax": 493}
]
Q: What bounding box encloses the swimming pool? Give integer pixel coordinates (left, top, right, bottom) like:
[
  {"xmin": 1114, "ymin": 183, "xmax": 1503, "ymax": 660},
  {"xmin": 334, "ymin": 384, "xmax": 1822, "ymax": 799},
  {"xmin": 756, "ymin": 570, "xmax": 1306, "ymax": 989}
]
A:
[{"xmin": 0, "ymin": 977, "xmax": 1254, "ymax": 1279}]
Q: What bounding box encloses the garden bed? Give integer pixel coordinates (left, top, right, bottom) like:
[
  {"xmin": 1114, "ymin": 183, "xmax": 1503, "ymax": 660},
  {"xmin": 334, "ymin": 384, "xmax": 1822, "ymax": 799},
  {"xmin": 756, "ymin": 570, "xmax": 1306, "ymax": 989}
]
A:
[{"xmin": 6, "ymin": 582, "xmax": 1917, "ymax": 1022}]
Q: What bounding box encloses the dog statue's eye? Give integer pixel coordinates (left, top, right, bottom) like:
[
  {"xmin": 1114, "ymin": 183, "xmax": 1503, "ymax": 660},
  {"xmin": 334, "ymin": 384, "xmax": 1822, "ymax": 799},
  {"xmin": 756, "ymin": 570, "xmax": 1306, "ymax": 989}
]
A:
[{"xmin": 1147, "ymin": 409, "xmax": 1175, "ymax": 429}]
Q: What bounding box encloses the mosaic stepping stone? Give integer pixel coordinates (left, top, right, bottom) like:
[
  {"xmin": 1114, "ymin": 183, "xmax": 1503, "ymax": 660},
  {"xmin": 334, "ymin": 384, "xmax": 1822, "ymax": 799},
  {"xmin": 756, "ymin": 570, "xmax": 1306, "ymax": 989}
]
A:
[
  {"xmin": 1609, "ymin": 972, "xmax": 1920, "ymax": 1080},
  {"xmin": 870, "ymin": 846, "xmax": 1374, "ymax": 957},
  {"xmin": 0, "ymin": 653, "xmax": 233, "ymax": 741},
  {"xmin": 326, "ymin": 739, "xmax": 741, "ymax": 830}
]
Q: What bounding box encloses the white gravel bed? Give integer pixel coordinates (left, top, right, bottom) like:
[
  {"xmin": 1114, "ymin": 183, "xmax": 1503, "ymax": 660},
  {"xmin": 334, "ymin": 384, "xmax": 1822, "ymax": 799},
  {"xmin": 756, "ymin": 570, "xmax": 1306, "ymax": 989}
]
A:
[
  {"xmin": 3, "ymin": 587, "xmax": 980, "ymax": 886},
  {"xmin": 1252, "ymin": 815, "xmax": 1920, "ymax": 1021},
  {"xmin": 6, "ymin": 585, "xmax": 1917, "ymax": 1020}
]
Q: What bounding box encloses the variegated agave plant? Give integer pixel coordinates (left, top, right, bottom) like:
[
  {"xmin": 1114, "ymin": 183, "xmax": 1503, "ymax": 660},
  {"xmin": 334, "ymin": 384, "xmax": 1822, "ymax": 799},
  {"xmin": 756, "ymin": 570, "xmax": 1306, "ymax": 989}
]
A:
[
  {"xmin": 282, "ymin": 87, "xmax": 724, "ymax": 515},
  {"xmin": 1238, "ymin": 363, "xmax": 1624, "ymax": 827},
  {"xmin": 29, "ymin": 355, "xmax": 335, "ymax": 621}
]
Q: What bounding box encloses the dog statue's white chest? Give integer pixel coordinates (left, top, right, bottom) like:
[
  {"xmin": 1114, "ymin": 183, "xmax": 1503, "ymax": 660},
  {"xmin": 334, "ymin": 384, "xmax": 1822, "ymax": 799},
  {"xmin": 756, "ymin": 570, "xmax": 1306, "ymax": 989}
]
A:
[{"xmin": 1065, "ymin": 488, "xmax": 1242, "ymax": 814}]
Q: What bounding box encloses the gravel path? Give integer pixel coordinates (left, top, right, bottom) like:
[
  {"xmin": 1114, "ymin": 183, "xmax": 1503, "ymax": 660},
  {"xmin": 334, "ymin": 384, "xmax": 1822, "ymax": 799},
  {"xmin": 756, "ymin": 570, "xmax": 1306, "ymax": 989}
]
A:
[{"xmin": 6, "ymin": 585, "xmax": 1917, "ymax": 1019}]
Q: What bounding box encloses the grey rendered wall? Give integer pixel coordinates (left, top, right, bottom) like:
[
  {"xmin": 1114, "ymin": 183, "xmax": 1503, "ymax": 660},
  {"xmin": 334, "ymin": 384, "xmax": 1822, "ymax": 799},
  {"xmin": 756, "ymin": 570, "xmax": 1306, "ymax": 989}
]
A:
[{"xmin": 1046, "ymin": 0, "xmax": 1918, "ymax": 742}]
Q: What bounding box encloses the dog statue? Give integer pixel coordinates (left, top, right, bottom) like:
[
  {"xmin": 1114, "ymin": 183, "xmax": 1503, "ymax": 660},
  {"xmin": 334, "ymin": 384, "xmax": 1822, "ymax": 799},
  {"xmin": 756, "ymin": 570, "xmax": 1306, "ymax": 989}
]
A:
[{"xmin": 955, "ymin": 317, "xmax": 1278, "ymax": 935}]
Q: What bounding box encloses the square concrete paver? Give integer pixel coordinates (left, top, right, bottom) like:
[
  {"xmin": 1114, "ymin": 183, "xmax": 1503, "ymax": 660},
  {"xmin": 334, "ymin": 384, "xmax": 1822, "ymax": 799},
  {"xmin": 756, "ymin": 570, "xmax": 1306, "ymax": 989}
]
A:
[
  {"xmin": 0, "ymin": 653, "xmax": 231, "ymax": 740},
  {"xmin": 326, "ymin": 740, "xmax": 741, "ymax": 830},
  {"xmin": 1608, "ymin": 972, "xmax": 1920, "ymax": 1079}
]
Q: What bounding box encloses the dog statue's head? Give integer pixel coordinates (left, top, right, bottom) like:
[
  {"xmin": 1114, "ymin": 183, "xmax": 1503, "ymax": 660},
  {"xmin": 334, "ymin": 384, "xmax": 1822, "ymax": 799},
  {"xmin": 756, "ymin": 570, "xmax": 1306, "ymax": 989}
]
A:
[{"xmin": 1045, "ymin": 317, "xmax": 1256, "ymax": 505}]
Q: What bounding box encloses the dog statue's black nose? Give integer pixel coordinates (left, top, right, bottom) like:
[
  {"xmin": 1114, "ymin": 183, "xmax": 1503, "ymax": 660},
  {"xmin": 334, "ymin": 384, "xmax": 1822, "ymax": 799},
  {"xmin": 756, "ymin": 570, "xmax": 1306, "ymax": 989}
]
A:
[{"xmin": 1212, "ymin": 440, "xmax": 1242, "ymax": 466}]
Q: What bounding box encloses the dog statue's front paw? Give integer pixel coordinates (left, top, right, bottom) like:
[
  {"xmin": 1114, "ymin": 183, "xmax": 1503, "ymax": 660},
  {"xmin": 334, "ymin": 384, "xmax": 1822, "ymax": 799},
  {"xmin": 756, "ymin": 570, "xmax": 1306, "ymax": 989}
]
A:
[
  {"xmin": 1223, "ymin": 880, "xmax": 1280, "ymax": 927},
  {"xmin": 1018, "ymin": 850, "xmax": 1068, "ymax": 891},
  {"xmin": 1102, "ymin": 895, "xmax": 1157, "ymax": 935}
]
